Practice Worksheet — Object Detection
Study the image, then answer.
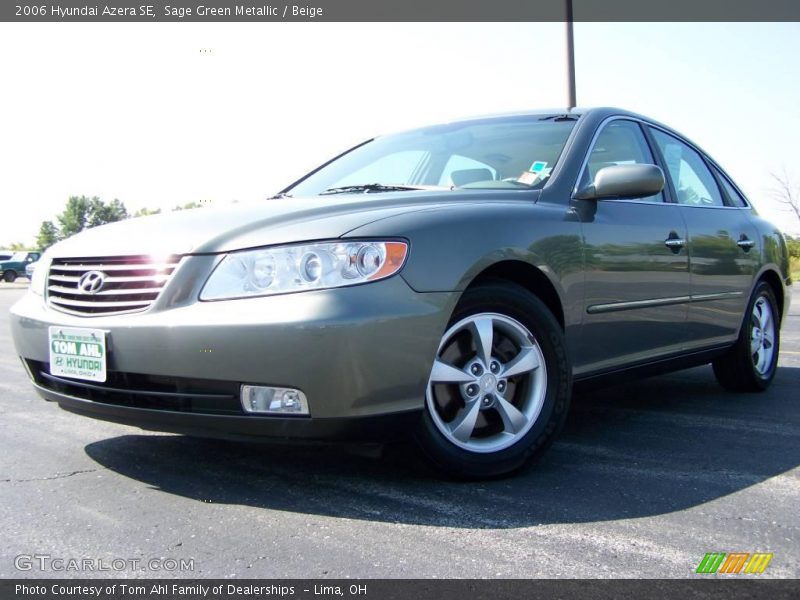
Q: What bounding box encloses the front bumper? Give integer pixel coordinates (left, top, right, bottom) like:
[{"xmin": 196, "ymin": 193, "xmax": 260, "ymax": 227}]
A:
[
  {"xmin": 11, "ymin": 275, "xmax": 454, "ymax": 439},
  {"xmin": 34, "ymin": 383, "xmax": 422, "ymax": 443}
]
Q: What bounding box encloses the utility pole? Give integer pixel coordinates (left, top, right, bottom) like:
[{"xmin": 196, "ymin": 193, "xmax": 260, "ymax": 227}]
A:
[{"xmin": 565, "ymin": 0, "xmax": 577, "ymax": 109}]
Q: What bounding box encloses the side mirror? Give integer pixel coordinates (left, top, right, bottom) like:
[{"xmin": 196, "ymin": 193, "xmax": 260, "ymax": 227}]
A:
[{"xmin": 574, "ymin": 164, "xmax": 665, "ymax": 201}]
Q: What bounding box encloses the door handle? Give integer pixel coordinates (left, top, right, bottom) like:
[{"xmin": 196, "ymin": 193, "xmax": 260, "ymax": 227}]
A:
[
  {"xmin": 664, "ymin": 233, "xmax": 685, "ymax": 253},
  {"xmin": 737, "ymin": 236, "xmax": 755, "ymax": 251}
]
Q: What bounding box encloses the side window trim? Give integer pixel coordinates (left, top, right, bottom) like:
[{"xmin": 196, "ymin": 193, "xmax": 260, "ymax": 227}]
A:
[
  {"xmin": 708, "ymin": 163, "xmax": 737, "ymax": 208},
  {"xmin": 641, "ymin": 125, "xmax": 678, "ymax": 204},
  {"xmin": 573, "ymin": 117, "xmax": 667, "ymax": 204}
]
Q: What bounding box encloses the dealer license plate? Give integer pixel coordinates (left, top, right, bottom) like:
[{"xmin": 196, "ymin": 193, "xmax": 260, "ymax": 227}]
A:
[{"xmin": 48, "ymin": 327, "xmax": 107, "ymax": 383}]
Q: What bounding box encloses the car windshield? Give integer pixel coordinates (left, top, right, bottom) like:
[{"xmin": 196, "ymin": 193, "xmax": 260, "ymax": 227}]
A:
[
  {"xmin": 10, "ymin": 252, "xmax": 28, "ymax": 261},
  {"xmin": 286, "ymin": 115, "xmax": 577, "ymax": 197}
]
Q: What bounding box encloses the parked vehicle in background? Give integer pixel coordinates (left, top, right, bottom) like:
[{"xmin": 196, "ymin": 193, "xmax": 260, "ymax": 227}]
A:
[
  {"xmin": 1, "ymin": 251, "xmax": 40, "ymax": 283},
  {"xmin": 9, "ymin": 107, "xmax": 792, "ymax": 477},
  {"xmin": 0, "ymin": 250, "xmax": 14, "ymax": 261},
  {"xmin": 25, "ymin": 260, "xmax": 38, "ymax": 280}
]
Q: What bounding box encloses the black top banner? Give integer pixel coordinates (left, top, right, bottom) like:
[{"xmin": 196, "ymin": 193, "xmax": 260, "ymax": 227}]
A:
[{"xmin": 3, "ymin": 0, "xmax": 800, "ymax": 22}]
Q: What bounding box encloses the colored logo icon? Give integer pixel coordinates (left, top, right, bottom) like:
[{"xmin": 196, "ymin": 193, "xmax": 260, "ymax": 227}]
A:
[{"xmin": 696, "ymin": 552, "xmax": 773, "ymax": 574}]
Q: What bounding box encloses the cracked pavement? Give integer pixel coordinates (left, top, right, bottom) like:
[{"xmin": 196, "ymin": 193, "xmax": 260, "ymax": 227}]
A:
[
  {"xmin": 2, "ymin": 469, "xmax": 97, "ymax": 484},
  {"xmin": 1, "ymin": 285, "xmax": 798, "ymax": 578}
]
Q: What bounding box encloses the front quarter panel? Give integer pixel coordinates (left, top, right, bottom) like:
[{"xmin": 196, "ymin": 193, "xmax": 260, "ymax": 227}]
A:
[{"xmin": 344, "ymin": 199, "xmax": 585, "ymax": 328}]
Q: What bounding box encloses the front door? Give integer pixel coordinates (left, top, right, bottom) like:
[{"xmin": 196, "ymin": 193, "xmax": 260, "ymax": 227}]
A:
[{"xmin": 573, "ymin": 119, "xmax": 691, "ymax": 376}]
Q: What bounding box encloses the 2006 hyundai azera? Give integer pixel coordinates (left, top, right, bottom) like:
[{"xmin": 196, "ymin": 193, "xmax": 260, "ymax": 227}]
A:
[{"xmin": 11, "ymin": 108, "xmax": 791, "ymax": 477}]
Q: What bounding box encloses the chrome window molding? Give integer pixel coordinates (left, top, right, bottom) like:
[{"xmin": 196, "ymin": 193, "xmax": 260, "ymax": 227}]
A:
[{"xmin": 572, "ymin": 115, "xmax": 752, "ymax": 210}]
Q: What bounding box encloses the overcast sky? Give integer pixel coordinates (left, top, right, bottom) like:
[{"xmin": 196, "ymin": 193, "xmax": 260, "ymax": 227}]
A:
[{"xmin": 1, "ymin": 21, "xmax": 799, "ymax": 247}]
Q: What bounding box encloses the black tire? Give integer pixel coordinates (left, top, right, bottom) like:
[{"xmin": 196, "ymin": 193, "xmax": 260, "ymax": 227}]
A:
[
  {"xmin": 712, "ymin": 281, "xmax": 780, "ymax": 392},
  {"xmin": 3, "ymin": 271, "xmax": 17, "ymax": 283},
  {"xmin": 415, "ymin": 281, "xmax": 571, "ymax": 478}
]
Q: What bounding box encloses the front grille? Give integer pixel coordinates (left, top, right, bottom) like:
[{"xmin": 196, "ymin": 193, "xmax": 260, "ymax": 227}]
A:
[
  {"xmin": 27, "ymin": 360, "xmax": 242, "ymax": 415},
  {"xmin": 47, "ymin": 255, "xmax": 181, "ymax": 316}
]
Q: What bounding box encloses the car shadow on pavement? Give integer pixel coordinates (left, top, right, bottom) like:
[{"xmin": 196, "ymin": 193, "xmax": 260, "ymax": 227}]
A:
[{"xmin": 84, "ymin": 365, "xmax": 800, "ymax": 528}]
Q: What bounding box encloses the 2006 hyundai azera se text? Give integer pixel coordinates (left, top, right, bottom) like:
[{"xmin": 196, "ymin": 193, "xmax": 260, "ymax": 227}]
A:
[{"xmin": 11, "ymin": 108, "xmax": 792, "ymax": 477}]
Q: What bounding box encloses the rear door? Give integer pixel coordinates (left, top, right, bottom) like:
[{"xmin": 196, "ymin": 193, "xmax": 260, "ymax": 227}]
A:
[
  {"xmin": 574, "ymin": 119, "xmax": 691, "ymax": 376},
  {"xmin": 647, "ymin": 127, "xmax": 758, "ymax": 348}
]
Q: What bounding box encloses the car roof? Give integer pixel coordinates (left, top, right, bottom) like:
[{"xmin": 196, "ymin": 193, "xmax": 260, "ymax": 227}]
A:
[
  {"xmin": 387, "ymin": 107, "xmax": 661, "ymax": 135},
  {"xmin": 445, "ymin": 106, "xmax": 627, "ymax": 121},
  {"xmin": 437, "ymin": 107, "xmax": 715, "ymax": 164}
]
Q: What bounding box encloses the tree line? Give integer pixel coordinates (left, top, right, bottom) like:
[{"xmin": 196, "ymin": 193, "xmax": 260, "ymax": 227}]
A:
[{"xmin": 32, "ymin": 197, "xmax": 203, "ymax": 250}]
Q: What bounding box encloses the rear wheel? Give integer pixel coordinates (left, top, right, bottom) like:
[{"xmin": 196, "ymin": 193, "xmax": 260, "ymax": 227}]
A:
[
  {"xmin": 712, "ymin": 281, "xmax": 780, "ymax": 392},
  {"xmin": 2, "ymin": 271, "xmax": 16, "ymax": 283},
  {"xmin": 416, "ymin": 282, "xmax": 571, "ymax": 478}
]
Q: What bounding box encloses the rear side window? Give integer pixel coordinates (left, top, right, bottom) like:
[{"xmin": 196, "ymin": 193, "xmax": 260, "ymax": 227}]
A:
[
  {"xmin": 714, "ymin": 168, "xmax": 749, "ymax": 207},
  {"xmin": 649, "ymin": 128, "xmax": 724, "ymax": 207},
  {"xmin": 579, "ymin": 119, "xmax": 664, "ymax": 203}
]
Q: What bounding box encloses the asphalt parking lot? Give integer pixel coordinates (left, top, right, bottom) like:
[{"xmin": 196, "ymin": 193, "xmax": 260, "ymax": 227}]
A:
[{"xmin": 1, "ymin": 283, "xmax": 798, "ymax": 579}]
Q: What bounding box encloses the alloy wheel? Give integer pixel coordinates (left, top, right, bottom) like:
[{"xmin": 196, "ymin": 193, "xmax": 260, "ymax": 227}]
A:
[
  {"xmin": 425, "ymin": 312, "xmax": 547, "ymax": 453},
  {"xmin": 750, "ymin": 296, "xmax": 776, "ymax": 375}
]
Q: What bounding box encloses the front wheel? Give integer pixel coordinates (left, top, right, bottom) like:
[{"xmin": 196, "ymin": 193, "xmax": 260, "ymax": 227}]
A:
[
  {"xmin": 712, "ymin": 281, "xmax": 780, "ymax": 392},
  {"xmin": 2, "ymin": 271, "xmax": 16, "ymax": 283},
  {"xmin": 416, "ymin": 282, "xmax": 571, "ymax": 478}
]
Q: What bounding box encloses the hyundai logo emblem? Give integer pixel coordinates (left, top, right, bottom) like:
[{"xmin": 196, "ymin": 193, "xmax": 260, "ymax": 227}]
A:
[{"xmin": 77, "ymin": 270, "xmax": 107, "ymax": 294}]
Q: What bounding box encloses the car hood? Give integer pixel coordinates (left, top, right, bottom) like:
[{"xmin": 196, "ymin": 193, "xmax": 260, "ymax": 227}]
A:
[{"xmin": 47, "ymin": 193, "xmax": 467, "ymax": 258}]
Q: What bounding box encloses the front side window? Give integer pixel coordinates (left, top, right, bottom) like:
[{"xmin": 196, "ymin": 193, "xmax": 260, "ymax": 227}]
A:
[
  {"xmin": 578, "ymin": 119, "xmax": 664, "ymax": 203},
  {"xmin": 286, "ymin": 116, "xmax": 576, "ymax": 197},
  {"xmin": 649, "ymin": 128, "xmax": 724, "ymax": 207}
]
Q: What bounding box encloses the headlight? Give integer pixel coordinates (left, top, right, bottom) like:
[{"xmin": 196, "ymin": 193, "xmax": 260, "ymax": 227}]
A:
[
  {"xmin": 200, "ymin": 240, "xmax": 408, "ymax": 300},
  {"xmin": 30, "ymin": 255, "xmax": 51, "ymax": 296}
]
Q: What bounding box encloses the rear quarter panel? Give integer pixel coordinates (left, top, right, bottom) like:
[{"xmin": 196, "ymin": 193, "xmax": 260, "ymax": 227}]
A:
[{"xmin": 749, "ymin": 211, "xmax": 792, "ymax": 322}]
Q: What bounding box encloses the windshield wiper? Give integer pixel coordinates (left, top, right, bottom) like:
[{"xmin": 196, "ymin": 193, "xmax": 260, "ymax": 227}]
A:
[
  {"xmin": 539, "ymin": 114, "xmax": 579, "ymax": 122},
  {"xmin": 268, "ymin": 192, "xmax": 292, "ymax": 199},
  {"xmin": 320, "ymin": 183, "xmax": 426, "ymax": 196}
]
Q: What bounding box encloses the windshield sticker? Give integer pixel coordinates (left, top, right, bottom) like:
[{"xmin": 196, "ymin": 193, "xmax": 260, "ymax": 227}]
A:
[
  {"xmin": 517, "ymin": 171, "xmax": 540, "ymax": 186},
  {"xmin": 529, "ymin": 160, "xmax": 548, "ymax": 173}
]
